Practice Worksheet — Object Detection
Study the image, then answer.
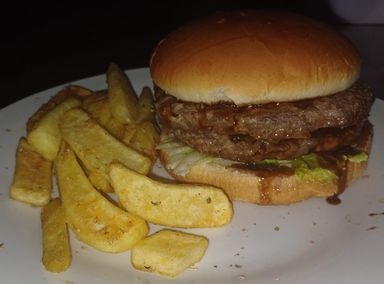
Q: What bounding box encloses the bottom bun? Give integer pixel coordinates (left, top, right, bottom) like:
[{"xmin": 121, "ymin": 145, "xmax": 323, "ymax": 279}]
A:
[{"xmin": 158, "ymin": 124, "xmax": 373, "ymax": 205}]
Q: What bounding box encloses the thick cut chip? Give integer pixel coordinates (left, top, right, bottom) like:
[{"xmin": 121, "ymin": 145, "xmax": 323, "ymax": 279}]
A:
[
  {"xmin": 10, "ymin": 138, "xmax": 52, "ymax": 206},
  {"xmin": 41, "ymin": 198, "xmax": 71, "ymax": 272},
  {"xmin": 107, "ymin": 63, "xmax": 139, "ymax": 124},
  {"xmin": 55, "ymin": 144, "xmax": 148, "ymax": 253},
  {"xmin": 27, "ymin": 97, "xmax": 81, "ymax": 161},
  {"xmin": 131, "ymin": 229, "xmax": 209, "ymax": 277},
  {"xmin": 27, "ymin": 85, "xmax": 93, "ymax": 132},
  {"xmin": 59, "ymin": 108, "xmax": 152, "ymax": 192},
  {"xmin": 109, "ymin": 163, "xmax": 233, "ymax": 228},
  {"xmin": 137, "ymin": 87, "xmax": 156, "ymax": 123},
  {"xmin": 81, "ymin": 91, "xmax": 125, "ymax": 140},
  {"xmin": 122, "ymin": 121, "xmax": 159, "ymax": 162}
]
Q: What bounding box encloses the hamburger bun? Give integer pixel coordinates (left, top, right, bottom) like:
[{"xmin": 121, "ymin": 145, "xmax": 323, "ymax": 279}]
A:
[{"xmin": 150, "ymin": 10, "xmax": 361, "ymax": 105}]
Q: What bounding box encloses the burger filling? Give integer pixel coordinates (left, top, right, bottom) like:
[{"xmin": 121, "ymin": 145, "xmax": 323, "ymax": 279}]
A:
[{"xmin": 155, "ymin": 82, "xmax": 374, "ymax": 163}]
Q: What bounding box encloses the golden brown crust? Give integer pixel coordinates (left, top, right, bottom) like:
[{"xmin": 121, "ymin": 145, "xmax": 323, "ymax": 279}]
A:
[
  {"xmin": 158, "ymin": 126, "xmax": 372, "ymax": 205},
  {"xmin": 150, "ymin": 10, "xmax": 360, "ymax": 105},
  {"xmin": 27, "ymin": 85, "xmax": 95, "ymax": 132}
]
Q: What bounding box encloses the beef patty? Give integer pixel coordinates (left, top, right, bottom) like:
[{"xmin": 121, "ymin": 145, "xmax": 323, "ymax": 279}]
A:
[{"xmin": 156, "ymin": 83, "xmax": 374, "ymax": 162}]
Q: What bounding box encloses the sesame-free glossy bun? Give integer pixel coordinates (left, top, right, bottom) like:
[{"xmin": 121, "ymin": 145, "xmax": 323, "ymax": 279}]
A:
[{"xmin": 150, "ymin": 10, "xmax": 361, "ymax": 105}]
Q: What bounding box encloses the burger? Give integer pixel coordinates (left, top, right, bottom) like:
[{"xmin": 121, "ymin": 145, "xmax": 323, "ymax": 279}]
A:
[{"xmin": 150, "ymin": 10, "xmax": 374, "ymax": 205}]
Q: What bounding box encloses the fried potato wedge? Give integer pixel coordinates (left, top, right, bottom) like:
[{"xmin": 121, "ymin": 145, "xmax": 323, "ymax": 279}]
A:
[
  {"xmin": 131, "ymin": 229, "xmax": 208, "ymax": 277},
  {"xmin": 10, "ymin": 138, "xmax": 52, "ymax": 206},
  {"xmin": 60, "ymin": 108, "xmax": 152, "ymax": 192},
  {"xmin": 137, "ymin": 87, "xmax": 156, "ymax": 123},
  {"xmin": 65, "ymin": 85, "xmax": 94, "ymax": 98},
  {"xmin": 55, "ymin": 144, "xmax": 148, "ymax": 253},
  {"xmin": 120, "ymin": 87, "xmax": 159, "ymax": 161},
  {"xmin": 41, "ymin": 198, "xmax": 71, "ymax": 272},
  {"xmin": 81, "ymin": 92, "xmax": 125, "ymax": 140},
  {"xmin": 122, "ymin": 124, "xmax": 137, "ymax": 145},
  {"xmin": 122, "ymin": 121, "xmax": 159, "ymax": 161},
  {"xmin": 109, "ymin": 163, "xmax": 233, "ymax": 228},
  {"xmin": 107, "ymin": 63, "xmax": 139, "ymax": 124},
  {"xmin": 80, "ymin": 89, "xmax": 109, "ymax": 109},
  {"xmin": 27, "ymin": 85, "xmax": 93, "ymax": 132},
  {"xmin": 27, "ymin": 97, "xmax": 81, "ymax": 161}
]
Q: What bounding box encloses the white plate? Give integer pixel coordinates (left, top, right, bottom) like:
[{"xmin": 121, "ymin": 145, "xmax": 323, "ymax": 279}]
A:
[{"xmin": 1, "ymin": 68, "xmax": 383, "ymax": 284}]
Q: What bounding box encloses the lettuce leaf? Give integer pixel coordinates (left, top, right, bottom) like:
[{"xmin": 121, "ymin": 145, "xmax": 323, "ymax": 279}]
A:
[
  {"xmin": 158, "ymin": 136, "xmax": 366, "ymax": 182},
  {"xmin": 345, "ymin": 152, "xmax": 368, "ymax": 163}
]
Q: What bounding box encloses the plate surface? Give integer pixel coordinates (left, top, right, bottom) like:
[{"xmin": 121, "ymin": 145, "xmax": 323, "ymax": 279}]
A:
[{"xmin": 1, "ymin": 68, "xmax": 383, "ymax": 284}]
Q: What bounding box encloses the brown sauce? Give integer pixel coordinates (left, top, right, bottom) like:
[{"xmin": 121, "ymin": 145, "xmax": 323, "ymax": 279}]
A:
[
  {"xmin": 230, "ymin": 163, "xmax": 294, "ymax": 205},
  {"xmin": 369, "ymin": 212, "xmax": 384, "ymax": 216},
  {"xmin": 197, "ymin": 106, "xmax": 208, "ymax": 128},
  {"xmin": 319, "ymin": 151, "xmax": 349, "ymax": 205},
  {"xmin": 231, "ymin": 146, "xmax": 358, "ymax": 205},
  {"xmin": 325, "ymin": 121, "xmax": 372, "ymax": 204},
  {"xmin": 259, "ymin": 179, "xmax": 271, "ymax": 204},
  {"xmin": 326, "ymin": 194, "xmax": 342, "ymax": 205}
]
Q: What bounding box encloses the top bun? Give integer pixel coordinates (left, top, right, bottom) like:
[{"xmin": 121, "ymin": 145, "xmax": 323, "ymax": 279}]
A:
[{"xmin": 150, "ymin": 10, "xmax": 361, "ymax": 105}]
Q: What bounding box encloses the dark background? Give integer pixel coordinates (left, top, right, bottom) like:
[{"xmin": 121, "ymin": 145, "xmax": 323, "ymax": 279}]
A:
[{"xmin": 2, "ymin": 1, "xmax": 365, "ymax": 109}]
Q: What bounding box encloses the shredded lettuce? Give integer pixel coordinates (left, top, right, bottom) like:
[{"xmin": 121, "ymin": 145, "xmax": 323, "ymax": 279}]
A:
[
  {"xmin": 259, "ymin": 159, "xmax": 291, "ymax": 166},
  {"xmin": 158, "ymin": 136, "xmax": 366, "ymax": 181},
  {"xmin": 345, "ymin": 152, "xmax": 368, "ymax": 163},
  {"xmin": 157, "ymin": 137, "xmax": 224, "ymax": 176},
  {"xmin": 261, "ymin": 154, "xmax": 338, "ymax": 184},
  {"xmin": 291, "ymin": 154, "xmax": 338, "ymax": 184}
]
